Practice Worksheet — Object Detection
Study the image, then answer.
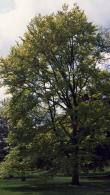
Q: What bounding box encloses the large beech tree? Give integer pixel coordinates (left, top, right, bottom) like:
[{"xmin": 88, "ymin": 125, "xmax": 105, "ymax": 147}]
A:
[{"xmin": 0, "ymin": 5, "xmax": 109, "ymax": 185}]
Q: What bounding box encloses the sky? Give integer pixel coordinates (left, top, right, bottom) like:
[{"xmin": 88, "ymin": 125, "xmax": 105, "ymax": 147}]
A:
[
  {"xmin": 0, "ymin": 0, "xmax": 110, "ymax": 100},
  {"xmin": 0, "ymin": 0, "xmax": 110, "ymax": 57}
]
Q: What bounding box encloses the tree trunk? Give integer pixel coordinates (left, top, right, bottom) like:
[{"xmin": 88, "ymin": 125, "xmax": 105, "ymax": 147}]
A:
[
  {"xmin": 71, "ymin": 146, "xmax": 80, "ymax": 185},
  {"xmin": 21, "ymin": 176, "xmax": 26, "ymax": 181},
  {"xmin": 21, "ymin": 171, "xmax": 26, "ymax": 181},
  {"xmin": 70, "ymin": 104, "xmax": 80, "ymax": 185}
]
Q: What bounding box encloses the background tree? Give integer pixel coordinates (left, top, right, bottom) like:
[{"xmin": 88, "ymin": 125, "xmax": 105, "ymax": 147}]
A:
[{"xmin": 0, "ymin": 116, "xmax": 8, "ymax": 162}]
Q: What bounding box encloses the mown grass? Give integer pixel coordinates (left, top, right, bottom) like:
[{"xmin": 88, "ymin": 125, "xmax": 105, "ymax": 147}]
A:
[{"xmin": 0, "ymin": 176, "xmax": 110, "ymax": 194}]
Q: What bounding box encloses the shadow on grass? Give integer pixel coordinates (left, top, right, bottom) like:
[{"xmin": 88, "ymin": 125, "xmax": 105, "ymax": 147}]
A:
[{"xmin": 1, "ymin": 177, "xmax": 110, "ymax": 195}]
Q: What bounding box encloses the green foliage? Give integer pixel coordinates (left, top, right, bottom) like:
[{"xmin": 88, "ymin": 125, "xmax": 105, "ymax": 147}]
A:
[{"xmin": 0, "ymin": 4, "xmax": 110, "ymax": 184}]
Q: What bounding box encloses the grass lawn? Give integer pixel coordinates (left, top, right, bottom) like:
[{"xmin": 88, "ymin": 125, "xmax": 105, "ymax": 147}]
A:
[{"xmin": 0, "ymin": 176, "xmax": 110, "ymax": 194}]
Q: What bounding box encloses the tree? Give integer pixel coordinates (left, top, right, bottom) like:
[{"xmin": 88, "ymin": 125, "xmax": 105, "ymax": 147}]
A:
[
  {"xmin": 0, "ymin": 4, "xmax": 108, "ymax": 185},
  {"xmin": 0, "ymin": 116, "xmax": 8, "ymax": 162}
]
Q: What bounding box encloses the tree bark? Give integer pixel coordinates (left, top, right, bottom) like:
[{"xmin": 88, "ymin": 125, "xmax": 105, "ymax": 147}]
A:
[
  {"xmin": 71, "ymin": 145, "xmax": 80, "ymax": 185},
  {"xmin": 70, "ymin": 104, "xmax": 80, "ymax": 185},
  {"xmin": 21, "ymin": 176, "xmax": 26, "ymax": 181}
]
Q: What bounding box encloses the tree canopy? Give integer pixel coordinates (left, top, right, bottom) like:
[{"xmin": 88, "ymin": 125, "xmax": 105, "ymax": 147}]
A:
[{"xmin": 0, "ymin": 4, "xmax": 110, "ymax": 185}]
